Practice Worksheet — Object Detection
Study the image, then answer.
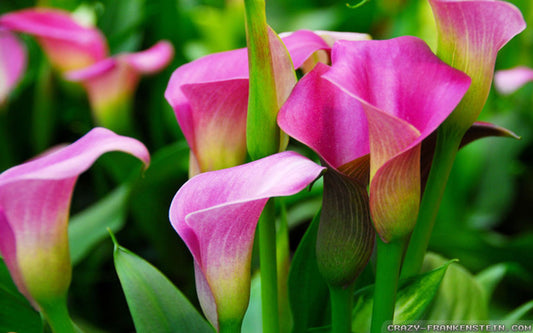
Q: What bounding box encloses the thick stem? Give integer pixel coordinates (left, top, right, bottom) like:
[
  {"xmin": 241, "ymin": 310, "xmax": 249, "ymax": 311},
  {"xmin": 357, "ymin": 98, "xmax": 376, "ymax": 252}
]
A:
[
  {"xmin": 41, "ymin": 297, "xmax": 78, "ymax": 333},
  {"xmin": 219, "ymin": 319, "xmax": 243, "ymax": 333},
  {"xmin": 258, "ymin": 199, "xmax": 279, "ymax": 333},
  {"xmin": 400, "ymin": 126, "xmax": 463, "ymax": 278},
  {"xmin": 371, "ymin": 237, "xmax": 406, "ymax": 333},
  {"xmin": 329, "ymin": 282, "xmax": 355, "ymax": 333}
]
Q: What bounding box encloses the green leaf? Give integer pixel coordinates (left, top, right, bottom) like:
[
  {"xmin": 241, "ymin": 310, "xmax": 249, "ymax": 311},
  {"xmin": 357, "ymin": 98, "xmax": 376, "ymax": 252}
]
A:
[
  {"xmin": 422, "ymin": 253, "xmax": 489, "ymax": 320},
  {"xmin": 351, "ymin": 259, "xmax": 453, "ymax": 332},
  {"xmin": 110, "ymin": 232, "xmax": 214, "ymax": 333},
  {"xmin": 288, "ymin": 209, "xmax": 330, "ymax": 332},
  {"xmin": 68, "ymin": 185, "xmax": 130, "ymax": 265},
  {"xmin": 0, "ymin": 259, "xmax": 42, "ymax": 333},
  {"xmin": 475, "ymin": 262, "xmax": 524, "ymax": 303},
  {"xmin": 242, "ymin": 273, "xmax": 262, "ymax": 333},
  {"xmin": 502, "ymin": 300, "xmax": 533, "ymax": 323}
]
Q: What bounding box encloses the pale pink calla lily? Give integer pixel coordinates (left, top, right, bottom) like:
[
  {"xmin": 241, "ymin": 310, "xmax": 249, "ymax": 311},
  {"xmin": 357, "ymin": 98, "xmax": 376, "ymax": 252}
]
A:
[
  {"xmin": 494, "ymin": 66, "xmax": 533, "ymax": 95},
  {"xmin": 280, "ymin": 37, "xmax": 471, "ymax": 242},
  {"xmin": 169, "ymin": 151, "xmax": 324, "ymax": 330},
  {"xmin": 429, "ymin": 0, "xmax": 526, "ymax": 131},
  {"xmin": 64, "ymin": 41, "xmax": 174, "ymax": 132},
  {"xmin": 165, "ymin": 29, "xmax": 368, "ymax": 175},
  {"xmin": 0, "ymin": 127, "xmax": 149, "ymax": 309},
  {"xmin": 0, "ymin": 8, "xmax": 107, "ymax": 73},
  {"xmin": 0, "ymin": 29, "xmax": 26, "ymax": 106}
]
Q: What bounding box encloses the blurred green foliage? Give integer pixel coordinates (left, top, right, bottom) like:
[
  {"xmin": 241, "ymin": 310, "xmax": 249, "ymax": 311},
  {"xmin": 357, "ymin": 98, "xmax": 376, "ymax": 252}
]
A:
[{"xmin": 0, "ymin": 0, "xmax": 532, "ymax": 331}]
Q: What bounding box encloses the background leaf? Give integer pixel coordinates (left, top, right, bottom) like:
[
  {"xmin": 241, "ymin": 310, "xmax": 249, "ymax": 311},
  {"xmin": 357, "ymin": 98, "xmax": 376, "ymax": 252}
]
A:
[
  {"xmin": 69, "ymin": 185, "xmax": 130, "ymax": 265},
  {"xmin": 288, "ymin": 209, "xmax": 330, "ymax": 333},
  {"xmin": 0, "ymin": 258, "xmax": 42, "ymax": 333},
  {"xmin": 422, "ymin": 253, "xmax": 489, "ymax": 320},
  {"xmin": 111, "ymin": 234, "xmax": 214, "ymax": 333},
  {"xmin": 351, "ymin": 258, "xmax": 453, "ymax": 333}
]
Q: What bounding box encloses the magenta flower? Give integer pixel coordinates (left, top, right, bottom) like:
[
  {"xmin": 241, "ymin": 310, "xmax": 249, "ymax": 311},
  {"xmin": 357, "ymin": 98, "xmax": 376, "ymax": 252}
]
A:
[
  {"xmin": 169, "ymin": 151, "xmax": 324, "ymax": 330},
  {"xmin": 281, "ymin": 30, "xmax": 371, "ymax": 72},
  {"xmin": 164, "ymin": 30, "xmax": 368, "ymax": 175},
  {"xmin": 279, "ymin": 37, "xmax": 471, "ymax": 242},
  {"xmin": 0, "ymin": 128, "xmax": 149, "ymax": 310},
  {"xmin": 0, "ymin": 29, "xmax": 26, "ymax": 106},
  {"xmin": 65, "ymin": 41, "xmax": 174, "ymax": 132},
  {"xmin": 494, "ymin": 66, "xmax": 533, "ymax": 95},
  {"xmin": 428, "ymin": 0, "xmax": 526, "ymax": 131},
  {"xmin": 0, "ymin": 8, "xmax": 107, "ymax": 73}
]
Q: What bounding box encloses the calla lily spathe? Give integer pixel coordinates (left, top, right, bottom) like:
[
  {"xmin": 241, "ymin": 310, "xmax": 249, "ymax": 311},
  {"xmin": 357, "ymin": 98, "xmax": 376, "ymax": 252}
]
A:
[
  {"xmin": 0, "ymin": 29, "xmax": 26, "ymax": 106},
  {"xmin": 0, "ymin": 128, "xmax": 149, "ymax": 309},
  {"xmin": 65, "ymin": 41, "xmax": 174, "ymax": 132},
  {"xmin": 428, "ymin": 0, "xmax": 526, "ymax": 132},
  {"xmin": 164, "ymin": 30, "xmax": 368, "ymax": 175},
  {"xmin": 280, "ymin": 36, "xmax": 471, "ymax": 242},
  {"xmin": 0, "ymin": 8, "xmax": 107, "ymax": 73},
  {"xmin": 494, "ymin": 66, "xmax": 533, "ymax": 95},
  {"xmin": 169, "ymin": 151, "xmax": 324, "ymax": 331}
]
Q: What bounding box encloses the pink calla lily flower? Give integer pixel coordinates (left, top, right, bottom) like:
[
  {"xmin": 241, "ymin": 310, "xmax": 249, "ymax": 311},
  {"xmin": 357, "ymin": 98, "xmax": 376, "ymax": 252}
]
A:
[
  {"xmin": 65, "ymin": 41, "xmax": 174, "ymax": 132},
  {"xmin": 165, "ymin": 30, "xmax": 369, "ymax": 175},
  {"xmin": 0, "ymin": 29, "xmax": 26, "ymax": 106},
  {"xmin": 0, "ymin": 8, "xmax": 107, "ymax": 73},
  {"xmin": 0, "ymin": 128, "xmax": 149, "ymax": 310},
  {"xmin": 428, "ymin": 0, "xmax": 526, "ymax": 132},
  {"xmin": 281, "ymin": 30, "xmax": 371, "ymax": 72},
  {"xmin": 494, "ymin": 66, "xmax": 533, "ymax": 95},
  {"xmin": 169, "ymin": 151, "xmax": 324, "ymax": 330},
  {"xmin": 280, "ymin": 37, "xmax": 471, "ymax": 242}
]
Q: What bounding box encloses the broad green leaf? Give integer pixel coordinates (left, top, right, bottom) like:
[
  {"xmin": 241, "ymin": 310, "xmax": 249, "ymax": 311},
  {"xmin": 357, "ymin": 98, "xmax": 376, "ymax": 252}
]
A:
[
  {"xmin": 288, "ymin": 209, "xmax": 330, "ymax": 333},
  {"xmin": 422, "ymin": 253, "xmax": 488, "ymax": 320},
  {"xmin": 0, "ymin": 259, "xmax": 42, "ymax": 333},
  {"xmin": 69, "ymin": 185, "xmax": 130, "ymax": 265},
  {"xmin": 351, "ymin": 259, "xmax": 453, "ymax": 333},
  {"xmin": 110, "ymin": 233, "xmax": 214, "ymax": 333}
]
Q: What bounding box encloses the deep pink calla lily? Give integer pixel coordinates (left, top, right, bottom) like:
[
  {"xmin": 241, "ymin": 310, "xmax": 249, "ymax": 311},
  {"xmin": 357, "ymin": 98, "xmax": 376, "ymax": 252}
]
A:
[
  {"xmin": 165, "ymin": 30, "xmax": 368, "ymax": 175},
  {"xmin": 428, "ymin": 0, "xmax": 526, "ymax": 131},
  {"xmin": 494, "ymin": 66, "xmax": 533, "ymax": 95},
  {"xmin": 280, "ymin": 37, "xmax": 471, "ymax": 242},
  {"xmin": 0, "ymin": 8, "xmax": 107, "ymax": 73},
  {"xmin": 65, "ymin": 41, "xmax": 174, "ymax": 132},
  {"xmin": 0, "ymin": 128, "xmax": 149, "ymax": 310},
  {"xmin": 0, "ymin": 29, "xmax": 26, "ymax": 105},
  {"xmin": 169, "ymin": 151, "xmax": 324, "ymax": 330}
]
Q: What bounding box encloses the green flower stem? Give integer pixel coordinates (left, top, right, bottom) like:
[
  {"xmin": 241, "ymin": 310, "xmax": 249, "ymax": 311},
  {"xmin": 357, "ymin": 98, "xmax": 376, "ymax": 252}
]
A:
[
  {"xmin": 400, "ymin": 125, "xmax": 463, "ymax": 279},
  {"xmin": 0, "ymin": 105, "xmax": 14, "ymax": 171},
  {"xmin": 371, "ymin": 237, "xmax": 406, "ymax": 333},
  {"xmin": 32, "ymin": 60, "xmax": 55, "ymax": 154},
  {"xmin": 329, "ymin": 282, "xmax": 355, "ymax": 333},
  {"xmin": 41, "ymin": 296, "xmax": 79, "ymax": 333},
  {"xmin": 258, "ymin": 199, "xmax": 280, "ymax": 333},
  {"xmin": 219, "ymin": 320, "xmax": 243, "ymax": 333}
]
